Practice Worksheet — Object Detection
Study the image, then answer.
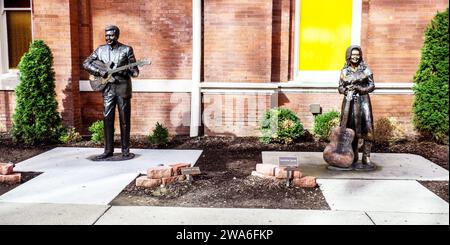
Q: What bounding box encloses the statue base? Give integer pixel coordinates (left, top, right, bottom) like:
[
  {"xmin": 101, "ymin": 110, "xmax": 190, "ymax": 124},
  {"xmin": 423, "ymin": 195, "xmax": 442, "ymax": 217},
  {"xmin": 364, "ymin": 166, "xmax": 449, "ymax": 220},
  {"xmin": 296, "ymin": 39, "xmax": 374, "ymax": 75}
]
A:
[
  {"xmin": 327, "ymin": 161, "xmax": 377, "ymax": 171},
  {"xmin": 326, "ymin": 165, "xmax": 353, "ymax": 171},
  {"xmin": 351, "ymin": 161, "xmax": 377, "ymax": 171},
  {"xmin": 88, "ymin": 153, "xmax": 135, "ymax": 162}
]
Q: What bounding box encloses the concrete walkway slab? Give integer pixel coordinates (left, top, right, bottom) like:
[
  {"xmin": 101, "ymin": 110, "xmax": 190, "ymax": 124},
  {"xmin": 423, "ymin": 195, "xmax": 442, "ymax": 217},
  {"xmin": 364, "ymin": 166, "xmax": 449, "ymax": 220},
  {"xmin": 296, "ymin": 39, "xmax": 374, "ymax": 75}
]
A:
[
  {"xmin": 366, "ymin": 211, "xmax": 449, "ymax": 225},
  {"xmin": 262, "ymin": 152, "xmax": 449, "ymax": 181},
  {"xmin": 0, "ymin": 147, "xmax": 202, "ymax": 205},
  {"xmin": 318, "ymin": 179, "xmax": 449, "ymax": 213},
  {"xmin": 0, "ymin": 202, "xmax": 109, "ymax": 225},
  {"xmin": 95, "ymin": 206, "xmax": 373, "ymax": 225},
  {"xmin": 0, "ymin": 170, "xmax": 138, "ymax": 205},
  {"xmin": 14, "ymin": 147, "xmax": 203, "ymax": 174}
]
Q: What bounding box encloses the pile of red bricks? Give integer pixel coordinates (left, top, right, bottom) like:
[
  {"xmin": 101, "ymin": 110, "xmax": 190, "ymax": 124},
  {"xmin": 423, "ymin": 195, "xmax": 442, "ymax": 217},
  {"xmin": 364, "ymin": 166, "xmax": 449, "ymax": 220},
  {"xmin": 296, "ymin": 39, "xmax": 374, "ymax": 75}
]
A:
[
  {"xmin": 136, "ymin": 163, "xmax": 193, "ymax": 188},
  {"xmin": 0, "ymin": 163, "xmax": 21, "ymax": 184},
  {"xmin": 251, "ymin": 164, "xmax": 317, "ymax": 188}
]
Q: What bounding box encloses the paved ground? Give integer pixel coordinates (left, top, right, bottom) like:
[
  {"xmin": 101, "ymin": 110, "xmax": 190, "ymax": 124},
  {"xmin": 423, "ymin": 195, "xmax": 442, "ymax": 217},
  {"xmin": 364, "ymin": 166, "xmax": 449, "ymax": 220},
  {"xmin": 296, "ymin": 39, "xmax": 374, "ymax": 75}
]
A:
[
  {"xmin": 262, "ymin": 152, "xmax": 449, "ymax": 181},
  {"xmin": 0, "ymin": 149, "xmax": 448, "ymax": 225},
  {"xmin": 0, "ymin": 147, "xmax": 202, "ymax": 205}
]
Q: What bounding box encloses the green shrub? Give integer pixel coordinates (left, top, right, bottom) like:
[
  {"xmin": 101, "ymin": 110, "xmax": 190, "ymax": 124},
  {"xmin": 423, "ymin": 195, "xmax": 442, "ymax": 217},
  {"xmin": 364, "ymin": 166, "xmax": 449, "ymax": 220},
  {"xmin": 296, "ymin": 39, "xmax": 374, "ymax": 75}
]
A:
[
  {"xmin": 59, "ymin": 127, "xmax": 82, "ymax": 144},
  {"xmin": 89, "ymin": 120, "xmax": 104, "ymax": 144},
  {"xmin": 260, "ymin": 108, "xmax": 304, "ymax": 144},
  {"xmin": 11, "ymin": 40, "xmax": 64, "ymax": 145},
  {"xmin": 412, "ymin": 8, "xmax": 449, "ymax": 143},
  {"xmin": 313, "ymin": 110, "xmax": 340, "ymax": 141},
  {"xmin": 148, "ymin": 122, "xmax": 169, "ymax": 145},
  {"xmin": 374, "ymin": 117, "xmax": 407, "ymax": 144}
]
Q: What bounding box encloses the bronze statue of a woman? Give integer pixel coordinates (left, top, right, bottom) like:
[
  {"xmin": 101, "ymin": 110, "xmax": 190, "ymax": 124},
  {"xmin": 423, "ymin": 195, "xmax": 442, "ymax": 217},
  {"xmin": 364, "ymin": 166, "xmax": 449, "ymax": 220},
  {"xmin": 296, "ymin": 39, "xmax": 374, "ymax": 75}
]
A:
[{"xmin": 337, "ymin": 45, "xmax": 376, "ymax": 170}]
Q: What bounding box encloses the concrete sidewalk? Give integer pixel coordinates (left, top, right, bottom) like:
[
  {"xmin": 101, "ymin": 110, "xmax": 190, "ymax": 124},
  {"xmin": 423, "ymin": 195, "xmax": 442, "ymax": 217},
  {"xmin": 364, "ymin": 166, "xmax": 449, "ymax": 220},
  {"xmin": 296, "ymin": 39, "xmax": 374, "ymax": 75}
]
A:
[
  {"xmin": 1, "ymin": 203, "xmax": 447, "ymax": 225},
  {"xmin": 0, "ymin": 147, "xmax": 202, "ymax": 205}
]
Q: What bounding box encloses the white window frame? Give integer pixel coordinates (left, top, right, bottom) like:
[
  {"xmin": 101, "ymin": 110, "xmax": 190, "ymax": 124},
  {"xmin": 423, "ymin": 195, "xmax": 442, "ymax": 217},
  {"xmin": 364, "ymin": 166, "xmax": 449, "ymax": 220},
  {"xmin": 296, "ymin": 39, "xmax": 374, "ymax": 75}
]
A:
[
  {"xmin": 293, "ymin": 0, "xmax": 362, "ymax": 84},
  {"xmin": 0, "ymin": 0, "xmax": 33, "ymax": 75}
]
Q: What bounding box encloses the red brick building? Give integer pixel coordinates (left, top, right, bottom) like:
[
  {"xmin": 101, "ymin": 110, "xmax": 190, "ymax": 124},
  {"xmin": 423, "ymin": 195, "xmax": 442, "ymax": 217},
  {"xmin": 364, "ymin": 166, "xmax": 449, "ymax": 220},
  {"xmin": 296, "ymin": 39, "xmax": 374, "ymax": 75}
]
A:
[{"xmin": 0, "ymin": 0, "xmax": 448, "ymax": 137}]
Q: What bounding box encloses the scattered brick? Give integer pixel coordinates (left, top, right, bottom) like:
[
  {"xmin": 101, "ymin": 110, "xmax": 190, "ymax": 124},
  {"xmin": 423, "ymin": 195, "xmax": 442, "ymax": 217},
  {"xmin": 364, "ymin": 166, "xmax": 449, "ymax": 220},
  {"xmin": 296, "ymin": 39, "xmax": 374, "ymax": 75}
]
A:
[
  {"xmin": 292, "ymin": 176, "xmax": 317, "ymax": 188},
  {"xmin": 136, "ymin": 176, "xmax": 161, "ymax": 188},
  {"xmin": 147, "ymin": 166, "xmax": 173, "ymax": 179},
  {"xmin": 251, "ymin": 171, "xmax": 277, "ymax": 180},
  {"xmin": 169, "ymin": 163, "xmax": 192, "ymax": 175},
  {"xmin": 255, "ymin": 164, "xmax": 277, "ymax": 176},
  {"xmin": 274, "ymin": 167, "xmax": 302, "ymax": 179},
  {"xmin": 0, "ymin": 173, "xmax": 21, "ymax": 184},
  {"xmin": 0, "ymin": 163, "xmax": 14, "ymax": 175},
  {"xmin": 161, "ymin": 176, "xmax": 178, "ymax": 186}
]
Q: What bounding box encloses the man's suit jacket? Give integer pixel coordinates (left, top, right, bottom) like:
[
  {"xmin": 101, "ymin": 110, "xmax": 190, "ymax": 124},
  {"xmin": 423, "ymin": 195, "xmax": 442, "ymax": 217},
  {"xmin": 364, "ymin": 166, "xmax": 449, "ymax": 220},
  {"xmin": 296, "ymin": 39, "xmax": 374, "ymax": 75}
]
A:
[{"xmin": 83, "ymin": 42, "xmax": 139, "ymax": 99}]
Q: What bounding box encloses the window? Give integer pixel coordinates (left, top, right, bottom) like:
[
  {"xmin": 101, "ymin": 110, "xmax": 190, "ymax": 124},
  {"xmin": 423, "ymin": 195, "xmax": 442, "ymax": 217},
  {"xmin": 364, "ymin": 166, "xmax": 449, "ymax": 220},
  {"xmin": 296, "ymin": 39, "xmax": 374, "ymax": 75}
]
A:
[
  {"xmin": 294, "ymin": 0, "xmax": 362, "ymax": 83},
  {"xmin": 0, "ymin": 0, "xmax": 32, "ymax": 73}
]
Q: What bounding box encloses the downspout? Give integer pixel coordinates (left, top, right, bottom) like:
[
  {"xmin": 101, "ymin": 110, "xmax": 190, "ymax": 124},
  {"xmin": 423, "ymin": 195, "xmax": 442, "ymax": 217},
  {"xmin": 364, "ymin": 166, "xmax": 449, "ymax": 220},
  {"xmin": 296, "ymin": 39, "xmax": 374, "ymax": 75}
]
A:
[{"xmin": 190, "ymin": 0, "xmax": 201, "ymax": 137}]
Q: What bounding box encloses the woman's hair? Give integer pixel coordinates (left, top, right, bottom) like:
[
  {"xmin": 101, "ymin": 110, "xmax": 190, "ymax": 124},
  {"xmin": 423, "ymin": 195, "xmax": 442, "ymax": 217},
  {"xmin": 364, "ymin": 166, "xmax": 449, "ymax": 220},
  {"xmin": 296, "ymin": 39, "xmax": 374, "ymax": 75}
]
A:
[{"xmin": 344, "ymin": 45, "xmax": 366, "ymax": 69}]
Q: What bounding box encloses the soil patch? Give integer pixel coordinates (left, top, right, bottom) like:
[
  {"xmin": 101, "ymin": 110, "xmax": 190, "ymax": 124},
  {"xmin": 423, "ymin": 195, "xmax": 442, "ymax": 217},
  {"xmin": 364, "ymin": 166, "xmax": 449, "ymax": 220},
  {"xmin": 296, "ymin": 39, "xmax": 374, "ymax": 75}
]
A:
[
  {"xmin": 0, "ymin": 172, "xmax": 42, "ymax": 195},
  {"xmin": 112, "ymin": 175, "xmax": 329, "ymax": 209},
  {"xmin": 419, "ymin": 181, "xmax": 449, "ymax": 202}
]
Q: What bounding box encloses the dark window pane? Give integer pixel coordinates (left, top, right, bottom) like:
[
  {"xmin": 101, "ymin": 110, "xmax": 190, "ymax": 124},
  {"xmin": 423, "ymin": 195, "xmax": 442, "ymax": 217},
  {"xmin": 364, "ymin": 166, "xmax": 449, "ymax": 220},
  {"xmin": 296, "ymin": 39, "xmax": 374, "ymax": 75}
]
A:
[
  {"xmin": 7, "ymin": 11, "xmax": 32, "ymax": 68},
  {"xmin": 4, "ymin": 0, "xmax": 31, "ymax": 8}
]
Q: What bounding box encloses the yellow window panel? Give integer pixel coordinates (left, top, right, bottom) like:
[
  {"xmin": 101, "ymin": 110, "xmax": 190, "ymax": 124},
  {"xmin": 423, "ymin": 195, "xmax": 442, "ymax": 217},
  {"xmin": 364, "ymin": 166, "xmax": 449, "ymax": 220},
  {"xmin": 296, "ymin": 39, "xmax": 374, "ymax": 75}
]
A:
[{"xmin": 299, "ymin": 0, "xmax": 353, "ymax": 71}]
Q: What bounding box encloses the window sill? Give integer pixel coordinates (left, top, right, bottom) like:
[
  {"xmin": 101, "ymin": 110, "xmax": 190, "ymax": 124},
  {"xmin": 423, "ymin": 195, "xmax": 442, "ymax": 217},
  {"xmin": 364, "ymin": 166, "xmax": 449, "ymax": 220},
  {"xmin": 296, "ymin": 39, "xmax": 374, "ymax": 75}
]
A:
[{"xmin": 0, "ymin": 72, "xmax": 19, "ymax": 90}]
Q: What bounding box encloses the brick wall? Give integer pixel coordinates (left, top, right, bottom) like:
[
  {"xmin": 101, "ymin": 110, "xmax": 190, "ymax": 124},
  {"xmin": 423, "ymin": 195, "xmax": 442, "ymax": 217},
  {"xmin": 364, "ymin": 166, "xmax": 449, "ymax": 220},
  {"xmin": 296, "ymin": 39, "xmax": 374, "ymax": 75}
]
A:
[
  {"xmin": 363, "ymin": 0, "xmax": 448, "ymax": 83},
  {"xmin": 90, "ymin": 0, "xmax": 192, "ymax": 80},
  {"xmin": 279, "ymin": 92, "xmax": 342, "ymax": 130},
  {"xmin": 204, "ymin": 0, "xmax": 273, "ymax": 82},
  {"xmin": 32, "ymin": 0, "xmax": 82, "ymax": 129},
  {"xmin": 371, "ymin": 94, "xmax": 415, "ymax": 133},
  {"xmin": 80, "ymin": 92, "xmax": 190, "ymax": 136},
  {"xmin": 78, "ymin": 0, "xmax": 93, "ymax": 81},
  {"xmin": 203, "ymin": 93, "xmax": 273, "ymax": 136},
  {"xmin": 2, "ymin": 0, "xmax": 446, "ymax": 136},
  {"xmin": 279, "ymin": 92, "xmax": 415, "ymax": 134},
  {"xmin": 0, "ymin": 91, "xmax": 15, "ymax": 132}
]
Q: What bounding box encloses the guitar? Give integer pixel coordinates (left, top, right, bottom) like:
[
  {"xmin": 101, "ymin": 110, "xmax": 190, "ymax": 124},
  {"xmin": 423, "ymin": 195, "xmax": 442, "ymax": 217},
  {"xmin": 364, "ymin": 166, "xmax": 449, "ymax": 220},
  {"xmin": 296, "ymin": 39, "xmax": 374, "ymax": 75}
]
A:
[
  {"xmin": 89, "ymin": 59, "xmax": 151, "ymax": 91},
  {"xmin": 323, "ymin": 90, "xmax": 355, "ymax": 168}
]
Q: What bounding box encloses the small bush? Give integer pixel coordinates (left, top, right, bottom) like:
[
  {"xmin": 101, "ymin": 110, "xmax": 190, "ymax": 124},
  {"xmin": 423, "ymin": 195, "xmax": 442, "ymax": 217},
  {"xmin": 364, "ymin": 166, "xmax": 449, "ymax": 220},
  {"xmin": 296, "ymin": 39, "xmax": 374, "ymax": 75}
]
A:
[
  {"xmin": 148, "ymin": 122, "xmax": 169, "ymax": 145},
  {"xmin": 11, "ymin": 40, "xmax": 64, "ymax": 145},
  {"xmin": 374, "ymin": 117, "xmax": 407, "ymax": 144},
  {"xmin": 412, "ymin": 8, "xmax": 449, "ymax": 143},
  {"xmin": 313, "ymin": 110, "xmax": 340, "ymax": 141},
  {"xmin": 89, "ymin": 120, "xmax": 104, "ymax": 144},
  {"xmin": 59, "ymin": 127, "xmax": 82, "ymax": 144},
  {"xmin": 260, "ymin": 108, "xmax": 304, "ymax": 144}
]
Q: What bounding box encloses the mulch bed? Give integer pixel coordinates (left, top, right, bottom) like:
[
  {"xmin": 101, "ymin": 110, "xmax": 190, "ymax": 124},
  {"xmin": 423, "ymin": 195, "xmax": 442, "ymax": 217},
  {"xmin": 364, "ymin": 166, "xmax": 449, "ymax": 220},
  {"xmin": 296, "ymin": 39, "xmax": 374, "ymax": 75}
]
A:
[{"xmin": 1, "ymin": 133, "xmax": 448, "ymax": 207}]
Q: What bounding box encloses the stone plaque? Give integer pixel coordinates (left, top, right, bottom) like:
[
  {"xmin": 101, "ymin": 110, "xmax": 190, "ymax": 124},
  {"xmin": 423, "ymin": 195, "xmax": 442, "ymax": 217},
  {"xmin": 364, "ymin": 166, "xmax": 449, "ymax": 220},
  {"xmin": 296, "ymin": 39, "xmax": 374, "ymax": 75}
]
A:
[
  {"xmin": 181, "ymin": 167, "xmax": 201, "ymax": 175},
  {"xmin": 279, "ymin": 156, "xmax": 298, "ymax": 167}
]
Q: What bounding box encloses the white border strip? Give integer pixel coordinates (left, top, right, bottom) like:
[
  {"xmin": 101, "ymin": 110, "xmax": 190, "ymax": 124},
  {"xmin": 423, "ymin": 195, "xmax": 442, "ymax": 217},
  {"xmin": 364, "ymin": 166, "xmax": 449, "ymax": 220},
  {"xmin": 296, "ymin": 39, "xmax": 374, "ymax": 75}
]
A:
[
  {"xmin": 79, "ymin": 79, "xmax": 192, "ymax": 92},
  {"xmin": 201, "ymin": 82, "xmax": 278, "ymax": 89},
  {"xmin": 0, "ymin": 0, "xmax": 9, "ymax": 73},
  {"xmin": 352, "ymin": 0, "xmax": 362, "ymax": 46},
  {"xmin": 293, "ymin": 0, "xmax": 300, "ymax": 80},
  {"xmin": 2, "ymin": 78, "xmax": 415, "ymax": 94},
  {"xmin": 201, "ymin": 89, "xmax": 277, "ymax": 94},
  {"xmin": 190, "ymin": 0, "xmax": 202, "ymax": 137},
  {"xmin": 0, "ymin": 72, "xmax": 19, "ymax": 90}
]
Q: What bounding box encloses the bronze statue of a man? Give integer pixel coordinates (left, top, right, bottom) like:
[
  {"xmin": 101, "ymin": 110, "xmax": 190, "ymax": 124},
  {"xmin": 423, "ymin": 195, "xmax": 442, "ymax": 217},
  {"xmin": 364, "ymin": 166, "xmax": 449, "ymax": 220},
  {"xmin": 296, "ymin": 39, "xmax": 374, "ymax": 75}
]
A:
[
  {"xmin": 83, "ymin": 25, "xmax": 139, "ymax": 160},
  {"xmin": 338, "ymin": 45, "xmax": 375, "ymax": 170}
]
